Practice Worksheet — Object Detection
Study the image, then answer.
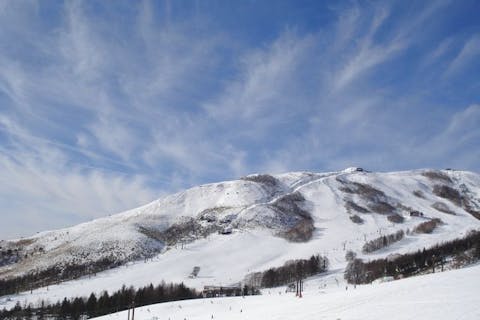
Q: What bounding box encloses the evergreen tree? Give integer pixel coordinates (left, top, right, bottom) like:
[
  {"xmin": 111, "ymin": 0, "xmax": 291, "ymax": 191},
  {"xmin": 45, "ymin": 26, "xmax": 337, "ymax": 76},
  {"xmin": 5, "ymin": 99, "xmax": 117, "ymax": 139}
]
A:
[{"xmin": 86, "ymin": 293, "xmax": 97, "ymax": 317}]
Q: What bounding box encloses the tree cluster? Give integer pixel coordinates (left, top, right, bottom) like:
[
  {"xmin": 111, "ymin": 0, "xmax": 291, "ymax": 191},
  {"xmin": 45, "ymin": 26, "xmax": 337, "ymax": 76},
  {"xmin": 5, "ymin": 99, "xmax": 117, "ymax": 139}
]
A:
[
  {"xmin": 0, "ymin": 248, "xmax": 20, "ymax": 267},
  {"xmin": 346, "ymin": 229, "xmax": 480, "ymax": 284},
  {"xmin": 433, "ymin": 185, "xmax": 462, "ymax": 206},
  {"xmin": 349, "ymin": 214, "xmax": 364, "ymax": 224},
  {"xmin": 362, "ymin": 230, "xmax": 404, "ymax": 253},
  {"xmin": 387, "ymin": 213, "xmax": 404, "ymax": 223},
  {"xmin": 0, "ymin": 281, "xmax": 199, "ymax": 320},
  {"xmin": 245, "ymin": 254, "xmax": 328, "ymax": 288},
  {"xmin": 240, "ymin": 174, "xmax": 279, "ymax": 187},
  {"xmin": 0, "ymin": 257, "xmax": 122, "ymax": 297},
  {"xmin": 413, "ymin": 218, "xmax": 442, "ymax": 234}
]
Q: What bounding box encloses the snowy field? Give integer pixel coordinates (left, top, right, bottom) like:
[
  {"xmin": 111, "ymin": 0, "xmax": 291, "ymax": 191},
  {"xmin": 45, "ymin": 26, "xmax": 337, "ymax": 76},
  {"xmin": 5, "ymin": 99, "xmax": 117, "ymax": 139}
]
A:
[
  {"xmin": 1, "ymin": 169, "xmax": 479, "ymax": 312},
  {"xmin": 92, "ymin": 264, "xmax": 480, "ymax": 320}
]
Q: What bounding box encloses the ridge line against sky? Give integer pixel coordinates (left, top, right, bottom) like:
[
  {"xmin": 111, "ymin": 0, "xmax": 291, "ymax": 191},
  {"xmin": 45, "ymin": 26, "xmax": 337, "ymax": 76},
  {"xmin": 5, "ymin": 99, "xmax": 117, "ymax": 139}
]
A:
[{"xmin": 0, "ymin": 0, "xmax": 479, "ymax": 238}]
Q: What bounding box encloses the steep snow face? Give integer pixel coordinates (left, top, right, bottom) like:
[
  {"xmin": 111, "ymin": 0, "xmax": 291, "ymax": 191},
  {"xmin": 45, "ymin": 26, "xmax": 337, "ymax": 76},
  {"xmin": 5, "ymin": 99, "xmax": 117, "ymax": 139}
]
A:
[
  {"xmin": 0, "ymin": 172, "xmax": 326, "ymax": 279},
  {"xmin": 0, "ymin": 177, "xmax": 282, "ymax": 277},
  {"xmin": 1, "ymin": 169, "xmax": 480, "ymax": 309}
]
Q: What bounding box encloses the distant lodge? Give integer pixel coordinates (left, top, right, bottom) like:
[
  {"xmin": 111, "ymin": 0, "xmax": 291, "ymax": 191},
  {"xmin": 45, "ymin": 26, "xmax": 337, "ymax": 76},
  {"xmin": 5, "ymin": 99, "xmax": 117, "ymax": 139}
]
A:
[
  {"xmin": 202, "ymin": 285, "xmax": 242, "ymax": 298},
  {"xmin": 410, "ymin": 210, "xmax": 424, "ymax": 217}
]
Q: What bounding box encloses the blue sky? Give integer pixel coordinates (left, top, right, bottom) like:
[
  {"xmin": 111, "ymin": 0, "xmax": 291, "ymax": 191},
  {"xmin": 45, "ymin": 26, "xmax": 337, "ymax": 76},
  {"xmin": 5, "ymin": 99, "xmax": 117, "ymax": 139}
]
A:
[{"xmin": 1, "ymin": 0, "xmax": 479, "ymax": 239}]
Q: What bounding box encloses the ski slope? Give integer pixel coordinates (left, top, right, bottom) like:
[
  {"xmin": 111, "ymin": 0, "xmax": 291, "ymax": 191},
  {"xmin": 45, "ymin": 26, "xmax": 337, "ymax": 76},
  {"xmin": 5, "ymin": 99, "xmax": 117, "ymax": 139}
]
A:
[
  {"xmin": 1, "ymin": 169, "xmax": 479, "ymax": 311},
  {"xmin": 92, "ymin": 264, "xmax": 480, "ymax": 320}
]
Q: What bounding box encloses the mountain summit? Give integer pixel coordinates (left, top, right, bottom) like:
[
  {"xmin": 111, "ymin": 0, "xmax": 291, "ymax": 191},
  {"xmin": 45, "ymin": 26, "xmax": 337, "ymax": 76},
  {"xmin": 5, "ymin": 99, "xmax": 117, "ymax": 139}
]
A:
[{"xmin": 1, "ymin": 168, "xmax": 479, "ymax": 306}]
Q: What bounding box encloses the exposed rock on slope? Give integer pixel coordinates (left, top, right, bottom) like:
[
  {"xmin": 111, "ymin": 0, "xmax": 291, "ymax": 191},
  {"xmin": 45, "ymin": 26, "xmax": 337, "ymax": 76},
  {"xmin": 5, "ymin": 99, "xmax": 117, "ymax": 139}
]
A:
[{"xmin": 1, "ymin": 168, "xmax": 480, "ymax": 294}]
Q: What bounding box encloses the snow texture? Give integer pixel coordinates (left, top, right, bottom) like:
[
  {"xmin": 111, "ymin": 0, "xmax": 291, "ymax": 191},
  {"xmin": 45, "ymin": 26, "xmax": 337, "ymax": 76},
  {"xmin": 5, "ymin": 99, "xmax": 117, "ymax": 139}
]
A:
[
  {"xmin": 1, "ymin": 169, "xmax": 480, "ymax": 311},
  {"xmin": 91, "ymin": 264, "xmax": 480, "ymax": 320}
]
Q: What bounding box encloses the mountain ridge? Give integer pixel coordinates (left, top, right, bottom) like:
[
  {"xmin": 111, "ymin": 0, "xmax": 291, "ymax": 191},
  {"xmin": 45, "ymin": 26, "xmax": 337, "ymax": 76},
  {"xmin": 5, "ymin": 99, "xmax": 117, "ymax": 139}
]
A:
[{"xmin": 1, "ymin": 168, "xmax": 480, "ymax": 307}]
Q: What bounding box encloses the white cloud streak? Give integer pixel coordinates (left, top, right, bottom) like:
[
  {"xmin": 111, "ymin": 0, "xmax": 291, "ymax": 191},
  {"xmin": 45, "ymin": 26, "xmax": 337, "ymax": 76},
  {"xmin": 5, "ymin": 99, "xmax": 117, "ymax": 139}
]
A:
[
  {"xmin": 444, "ymin": 35, "xmax": 480, "ymax": 77},
  {"xmin": 0, "ymin": 0, "xmax": 478, "ymax": 238}
]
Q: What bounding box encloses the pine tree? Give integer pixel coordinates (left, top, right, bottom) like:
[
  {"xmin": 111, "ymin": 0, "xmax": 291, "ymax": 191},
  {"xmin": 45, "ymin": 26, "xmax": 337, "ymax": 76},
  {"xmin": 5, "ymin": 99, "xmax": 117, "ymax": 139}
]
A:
[{"xmin": 86, "ymin": 293, "xmax": 97, "ymax": 317}]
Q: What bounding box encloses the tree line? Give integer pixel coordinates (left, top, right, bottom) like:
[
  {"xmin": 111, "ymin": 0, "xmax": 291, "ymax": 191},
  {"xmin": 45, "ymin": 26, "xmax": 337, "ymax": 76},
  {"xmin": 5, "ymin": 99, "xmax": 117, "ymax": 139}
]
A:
[
  {"xmin": 245, "ymin": 254, "xmax": 328, "ymax": 288},
  {"xmin": 362, "ymin": 230, "xmax": 405, "ymax": 253},
  {"xmin": 0, "ymin": 281, "xmax": 199, "ymax": 320},
  {"xmin": 413, "ymin": 218, "xmax": 442, "ymax": 234},
  {"xmin": 346, "ymin": 229, "xmax": 480, "ymax": 284},
  {"xmin": 0, "ymin": 257, "xmax": 122, "ymax": 297}
]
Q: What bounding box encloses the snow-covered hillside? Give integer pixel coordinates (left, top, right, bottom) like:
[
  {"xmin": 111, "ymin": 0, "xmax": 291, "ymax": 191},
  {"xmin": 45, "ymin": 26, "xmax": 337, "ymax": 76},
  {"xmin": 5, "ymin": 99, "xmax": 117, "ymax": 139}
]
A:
[
  {"xmin": 91, "ymin": 263, "xmax": 480, "ymax": 320},
  {"xmin": 1, "ymin": 168, "xmax": 480, "ymax": 310}
]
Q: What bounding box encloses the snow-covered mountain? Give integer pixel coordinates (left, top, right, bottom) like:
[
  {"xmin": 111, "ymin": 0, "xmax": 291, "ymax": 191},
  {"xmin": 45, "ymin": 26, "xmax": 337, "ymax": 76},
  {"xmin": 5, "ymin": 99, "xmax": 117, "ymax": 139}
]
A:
[{"xmin": 1, "ymin": 168, "xmax": 480, "ymax": 309}]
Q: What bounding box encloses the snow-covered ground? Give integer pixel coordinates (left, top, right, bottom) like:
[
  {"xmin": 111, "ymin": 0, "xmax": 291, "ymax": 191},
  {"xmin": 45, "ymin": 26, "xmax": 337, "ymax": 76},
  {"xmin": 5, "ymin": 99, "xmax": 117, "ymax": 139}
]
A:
[
  {"xmin": 92, "ymin": 264, "xmax": 480, "ymax": 320},
  {"xmin": 1, "ymin": 169, "xmax": 479, "ymax": 311}
]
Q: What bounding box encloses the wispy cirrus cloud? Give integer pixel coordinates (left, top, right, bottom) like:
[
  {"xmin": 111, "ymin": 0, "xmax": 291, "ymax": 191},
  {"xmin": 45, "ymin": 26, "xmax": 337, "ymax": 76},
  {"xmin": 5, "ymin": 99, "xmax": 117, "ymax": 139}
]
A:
[
  {"xmin": 0, "ymin": 0, "xmax": 478, "ymax": 238},
  {"xmin": 444, "ymin": 35, "xmax": 480, "ymax": 77}
]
